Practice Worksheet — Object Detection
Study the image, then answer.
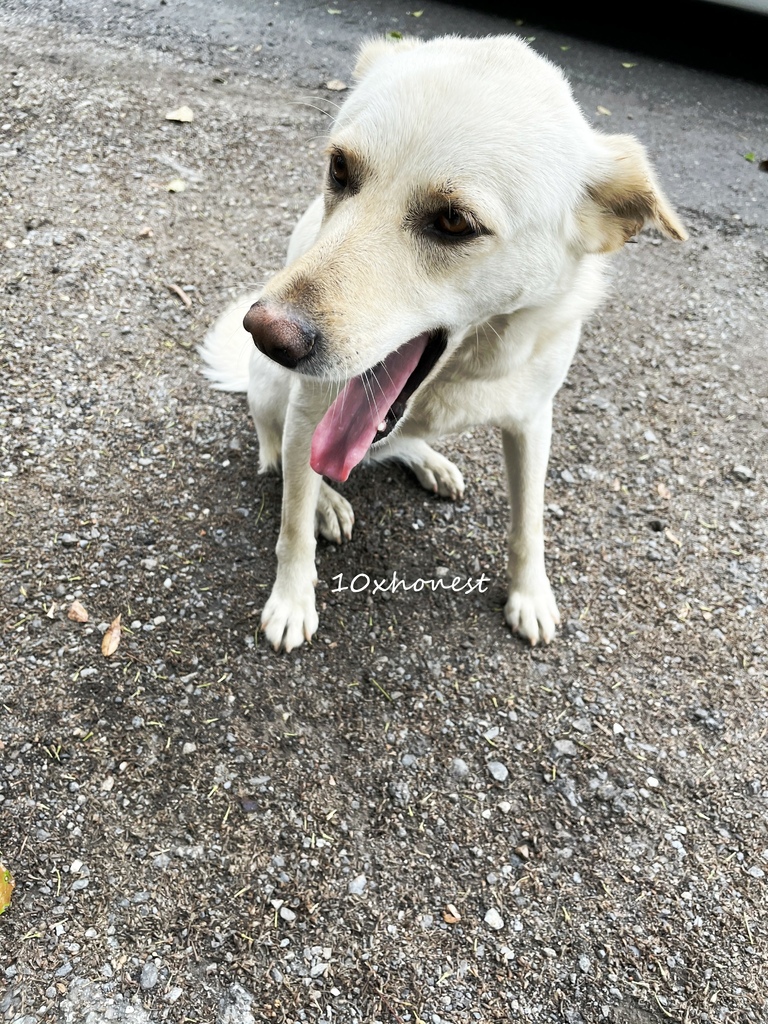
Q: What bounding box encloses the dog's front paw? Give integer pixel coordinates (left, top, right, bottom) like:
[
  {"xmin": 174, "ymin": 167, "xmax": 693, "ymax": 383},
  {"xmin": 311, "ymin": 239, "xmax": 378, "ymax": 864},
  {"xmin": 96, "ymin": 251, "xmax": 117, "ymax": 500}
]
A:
[
  {"xmin": 504, "ymin": 575, "xmax": 560, "ymax": 646},
  {"xmin": 411, "ymin": 449, "xmax": 465, "ymax": 500},
  {"xmin": 316, "ymin": 482, "xmax": 355, "ymax": 544},
  {"xmin": 261, "ymin": 582, "xmax": 319, "ymax": 652}
]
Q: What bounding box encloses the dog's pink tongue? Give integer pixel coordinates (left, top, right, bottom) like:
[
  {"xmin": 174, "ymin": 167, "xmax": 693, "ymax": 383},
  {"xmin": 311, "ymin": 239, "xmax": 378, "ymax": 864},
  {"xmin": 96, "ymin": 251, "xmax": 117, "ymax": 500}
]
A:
[{"xmin": 311, "ymin": 333, "xmax": 430, "ymax": 482}]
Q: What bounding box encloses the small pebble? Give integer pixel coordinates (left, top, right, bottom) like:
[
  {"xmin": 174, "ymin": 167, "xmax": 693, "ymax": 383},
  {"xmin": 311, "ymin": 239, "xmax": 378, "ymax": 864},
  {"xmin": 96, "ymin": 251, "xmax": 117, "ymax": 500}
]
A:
[
  {"xmin": 450, "ymin": 758, "xmax": 469, "ymax": 781},
  {"xmin": 140, "ymin": 961, "xmax": 158, "ymax": 990},
  {"xmin": 279, "ymin": 907, "xmax": 296, "ymax": 922},
  {"xmin": 487, "ymin": 761, "xmax": 508, "ymax": 783},
  {"xmin": 182, "ymin": 742, "xmax": 197, "ymax": 755},
  {"xmin": 348, "ymin": 874, "xmax": 367, "ymax": 895},
  {"xmin": 732, "ymin": 465, "xmax": 754, "ymax": 482},
  {"xmin": 553, "ymin": 739, "xmax": 578, "ymax": 757},
  {"xmin": 484, "ymin": 908, "xmax": 504, "ymax": 931}
]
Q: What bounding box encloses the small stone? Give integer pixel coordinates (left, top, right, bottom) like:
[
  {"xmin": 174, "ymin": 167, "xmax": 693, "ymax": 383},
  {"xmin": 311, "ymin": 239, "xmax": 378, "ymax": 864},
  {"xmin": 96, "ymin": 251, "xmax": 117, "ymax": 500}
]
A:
[
  {"xmin": 579, "ymin": 955, "xmax": 591, "ymax": 973},
  {"xmin": 450, "ymin": 758, "xmax": 469, "ymax": 781},
  {"xmin": 401, "ymin": 754, "xmax": 417, "ymax": 768},
  {"xmin": 348, "ymin": 874, "xmax": 367, "ymax": 895},
  {"xmin": 746, "ymin": 866, "xmax": 765, "ymax": 879},
  {"xmin": 498, "ymin": 800, "xmax": 511, "ymax": 814},
  {"xmin": 646, "ymin": 776, "xmax": 660, "ymax": 788},
  {"xmin": 310, "ymin": 963, "xmax": 329, "ymax": 978},
  {"xmin": 182, "ymin": 742, "xmax": 197, "ymax": 755},
  {"xmin": 561, "ymin": 469, "xmax": 576, "ymax": 484},
  {"xmin": 140, "ymin": 962, "xmax": 159, "ymax": 990},
  {"xmin": 487, "ymin": 761, "xmax": 508, "ymax": 783},
  {"xmin": 60, "ymin": 533, "xmax": 78, "ymax": 547},
  {"xmin": 167, "ymin": 987, "xmax": 183, "ymax": 1004},
  {"xmin": 571, "ymin": 718, "xmax": 592, "ymax": 734},
  {"xmin": 484, "ymin": 907, "xmax": 504, "ymax": 931},
  {"xmin": 732, "ymin": 465, "xmax": 754, "ymax": 482},
  {"xmin": 553, "ymin": 739, "xmax": 578, "ymax": 757},
  {"xmin": 279, "ymin": 907, "xmax": 296, "ymax": 922}
]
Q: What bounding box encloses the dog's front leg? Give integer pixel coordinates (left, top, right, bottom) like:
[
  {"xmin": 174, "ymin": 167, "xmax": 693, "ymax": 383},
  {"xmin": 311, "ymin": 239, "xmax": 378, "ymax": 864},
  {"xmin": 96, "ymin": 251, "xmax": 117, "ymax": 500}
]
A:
[
  {"xmin": 501, "ymin": 403, "xmax": 561, "ymax": 645},
  {"xmin": 261, "ymin": 403, "xmax": 322, "ymax": 652}
]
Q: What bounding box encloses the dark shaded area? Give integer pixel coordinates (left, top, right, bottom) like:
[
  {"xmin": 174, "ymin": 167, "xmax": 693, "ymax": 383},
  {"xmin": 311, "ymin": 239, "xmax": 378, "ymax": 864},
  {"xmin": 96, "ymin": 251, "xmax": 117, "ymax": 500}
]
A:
[{"xmin": 450, "ymin": 1, "xmax": 768, "ymax": 84}]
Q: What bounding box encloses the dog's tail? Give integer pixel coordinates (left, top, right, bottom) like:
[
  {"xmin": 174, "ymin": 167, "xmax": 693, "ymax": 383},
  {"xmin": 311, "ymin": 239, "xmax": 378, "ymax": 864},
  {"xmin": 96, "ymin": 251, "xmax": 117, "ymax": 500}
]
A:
[{"xmin": 198, "ymin": 293, "xmax": 259, "ymax": 392}]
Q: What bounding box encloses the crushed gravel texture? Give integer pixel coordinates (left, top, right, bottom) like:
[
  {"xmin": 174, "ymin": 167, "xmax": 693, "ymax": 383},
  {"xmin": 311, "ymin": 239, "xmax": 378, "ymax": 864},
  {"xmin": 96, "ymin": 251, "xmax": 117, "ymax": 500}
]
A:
[{"xmin": 1, "ymin": 3, "xmax": 767, "ymax": 1023}]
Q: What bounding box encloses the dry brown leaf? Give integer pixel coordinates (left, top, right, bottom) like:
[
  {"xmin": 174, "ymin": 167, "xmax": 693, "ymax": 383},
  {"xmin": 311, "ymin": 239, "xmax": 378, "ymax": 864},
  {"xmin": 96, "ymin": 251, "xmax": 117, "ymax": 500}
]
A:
[
  {"xmin": 657, "ymin": 481, "xmax": 672, "ymax": 499},
  {"xmin": 0, "ymin": 863, "xmax": 14, "ymax": 916},
  {"xmin": 102, "ymin": 614, "xmax": 122, "ymax": 657},
  {"xmin": 68, "ymin": 600, "xmax": 89, "ymax": 623},
  {"xmin": 443, "ymin": 903, "xmax": 461, "ymax": 924},
  {"xmin": 325, "ymin": 79, "xmax": 348, "ymax": 91},
  {"xmin": 165, "ymin": 105, "xmax": 194, "ymax": 122}
]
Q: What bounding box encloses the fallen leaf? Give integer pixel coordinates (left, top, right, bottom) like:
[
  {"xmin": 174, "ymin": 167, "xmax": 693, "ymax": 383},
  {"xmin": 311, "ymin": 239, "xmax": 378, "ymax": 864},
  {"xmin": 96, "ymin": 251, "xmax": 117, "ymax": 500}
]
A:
[
  {"xmin": 622, "ymin": 62, "xmax": 637, "ymax": 68},
  {"xmin": 327, "ymin": 7, "xmax": 341, "ymax": 12},
  {"xmin": 165, "ymin": 105, "xmax": 194, "ymax": 123},
  {"xmin": 597, "ymin": 105, "xmax": 611, "ymax": 116},
  {"xmin": 676, "ymin": 602, "xmax": 690, "ymax": 622},
  {"xmin": 47, "ymin": 602, "xmax": 57, "ymax": 619},
  {"xmin": 0, "ymin": 863, "xmax": 14, "ymax": 915},
  {"xmin": 443, "ymin": 902, "xmax": 461, "ymax": 924},
  {"xmin": 166, "ymin": 178, "xmax": 187, "ymax": 193},
  {"xmin": 525, "ymin": 36, "xmax": 536, "ymax": 42},
  {"xmin": 560, "ymin": 45, "xmax": 571, "ymax": 51},
  {"xmin": 387, "ymin": 30, "xmax": 403, "ymax": 39},
  {"xmin": 325, "ymin": 79, "xmax": 347, "ymax": 91},
  {"xmin": 68, "ymin": 600, "xmax": 89, "ymax": 623},
  {"xmin": 410, "ymin": 9, "xmax": 424, "ymax": 16},
  {"xmin": 101, "ymin": 614, "xmax": 122, "ymax": 657},
  {"xmin": 744, "ymin": 152, "xmax": 755, "ymax": 162},
  {"xmin": 657, "ymin": 481, "xmax": 672, "ymax": 499}
]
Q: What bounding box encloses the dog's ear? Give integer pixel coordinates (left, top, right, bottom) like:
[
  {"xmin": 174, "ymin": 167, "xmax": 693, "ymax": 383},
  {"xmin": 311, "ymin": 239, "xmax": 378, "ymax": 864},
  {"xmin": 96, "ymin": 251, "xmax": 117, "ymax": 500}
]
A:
[
  {"xmin": 578, "ymin": 134, "xmax": 687, "ymax": 253},
  {"xmin": 353, "ymin": 36, "xmax": 423, "ymax": 81}
]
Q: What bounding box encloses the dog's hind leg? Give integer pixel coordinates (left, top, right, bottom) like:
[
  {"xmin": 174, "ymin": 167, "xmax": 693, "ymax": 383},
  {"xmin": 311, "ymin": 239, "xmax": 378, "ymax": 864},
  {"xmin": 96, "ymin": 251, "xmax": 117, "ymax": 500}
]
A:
[
  {"xmin": 316, "ymin": 481, "xmax": 354, "ymax": 544},
  {"xmin": 370, "ymin": 436, "xmax": 465, "ymax": 500},
  {"xmin": 246, "ymin": 350, "xmax": 292, "ymax": 474},
  {"xmin": 501, "ymin": 405, "xmax": 561, "ymax": 646}
]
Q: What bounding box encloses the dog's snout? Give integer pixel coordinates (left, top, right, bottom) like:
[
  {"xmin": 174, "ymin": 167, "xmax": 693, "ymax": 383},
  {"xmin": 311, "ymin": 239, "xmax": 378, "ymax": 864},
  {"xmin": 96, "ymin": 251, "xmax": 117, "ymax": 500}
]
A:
[{"xmin": 243, "ymin": 301, "xmax": 318, "ymax": 369}]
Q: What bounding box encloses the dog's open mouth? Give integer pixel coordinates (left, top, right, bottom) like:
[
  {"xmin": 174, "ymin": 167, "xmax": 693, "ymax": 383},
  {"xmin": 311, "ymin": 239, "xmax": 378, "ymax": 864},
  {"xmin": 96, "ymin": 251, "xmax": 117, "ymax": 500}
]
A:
[{"xmin": 310, "ymin": 329, "xmax": 447, "ymax": 482}]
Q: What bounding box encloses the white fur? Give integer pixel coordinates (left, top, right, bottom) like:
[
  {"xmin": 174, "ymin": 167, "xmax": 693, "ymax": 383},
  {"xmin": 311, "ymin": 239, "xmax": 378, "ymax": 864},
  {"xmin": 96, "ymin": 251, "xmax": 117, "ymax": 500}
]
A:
[{"xmin": 200, "ymin": 34, "xmax": 685, "ymax": 652}]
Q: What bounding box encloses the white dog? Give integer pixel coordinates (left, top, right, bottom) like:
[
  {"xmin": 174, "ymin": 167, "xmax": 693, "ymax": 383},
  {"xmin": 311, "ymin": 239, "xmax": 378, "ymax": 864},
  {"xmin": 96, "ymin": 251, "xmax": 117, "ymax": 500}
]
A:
[{"xmin": 200, "ymin": 34, "xmax": 686, "ymax": 652}]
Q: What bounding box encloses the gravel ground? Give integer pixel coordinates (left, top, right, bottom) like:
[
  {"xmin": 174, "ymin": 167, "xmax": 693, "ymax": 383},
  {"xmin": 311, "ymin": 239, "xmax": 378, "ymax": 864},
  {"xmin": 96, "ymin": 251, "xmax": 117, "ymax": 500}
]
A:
[{"xmin": 1, "ymin": 3, "xmax": 767, "ymax": 1023}]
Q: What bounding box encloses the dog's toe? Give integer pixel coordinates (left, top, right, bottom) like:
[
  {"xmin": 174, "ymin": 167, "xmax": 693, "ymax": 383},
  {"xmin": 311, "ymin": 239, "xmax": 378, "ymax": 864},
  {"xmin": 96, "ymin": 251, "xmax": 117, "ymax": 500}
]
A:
[
  {"xmin": 316, "ymin": 482, "xmax": 355, "ymax": 544},
  {"xmin": 504, "ymin": 580, "xmax": 560, "ymax": 646},
  {"xmin": 261, "ymin": 585, "xmax": 319, "ymax": 652},
  {"xmin": 412, "ymin": 450, "xmax": 465, "ymax": 501}
]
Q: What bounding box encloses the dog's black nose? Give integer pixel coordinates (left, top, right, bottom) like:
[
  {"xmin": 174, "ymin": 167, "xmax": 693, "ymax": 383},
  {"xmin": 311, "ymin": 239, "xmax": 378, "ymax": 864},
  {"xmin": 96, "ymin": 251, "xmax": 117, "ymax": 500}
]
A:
[{"xmin": 243, "ymin": 301, "xmax": 318, "ymax": 369}]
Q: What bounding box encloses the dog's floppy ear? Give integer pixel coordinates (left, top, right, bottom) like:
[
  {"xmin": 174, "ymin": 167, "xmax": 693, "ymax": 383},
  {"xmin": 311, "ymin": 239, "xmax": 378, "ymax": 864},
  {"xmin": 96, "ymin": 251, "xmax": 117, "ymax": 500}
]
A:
[
  {"xmin": 353, "ymin": 36, "xmax": 423, "ymax": 81},
  {"xmin": 579, "ymin": 134, "xmax": 687, "ymax": 253}
]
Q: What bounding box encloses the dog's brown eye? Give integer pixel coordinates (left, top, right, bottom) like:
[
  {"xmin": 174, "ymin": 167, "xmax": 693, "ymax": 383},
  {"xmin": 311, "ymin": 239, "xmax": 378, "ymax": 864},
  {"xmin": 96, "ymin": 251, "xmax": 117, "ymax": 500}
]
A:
[
  {"xmin": 433, "ymin": 209, "xmax": 474, "ymax": 237},
  {"xmin": 329, "ymin": 153, "xmax": 349, "ymax": 188}
]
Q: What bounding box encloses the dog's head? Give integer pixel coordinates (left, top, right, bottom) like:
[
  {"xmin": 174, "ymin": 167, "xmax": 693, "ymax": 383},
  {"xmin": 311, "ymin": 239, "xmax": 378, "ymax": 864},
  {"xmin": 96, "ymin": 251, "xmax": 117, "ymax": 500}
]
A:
[{"xmin": 244, "ymin": 35, "xmax": 686, "ymax": 480}]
